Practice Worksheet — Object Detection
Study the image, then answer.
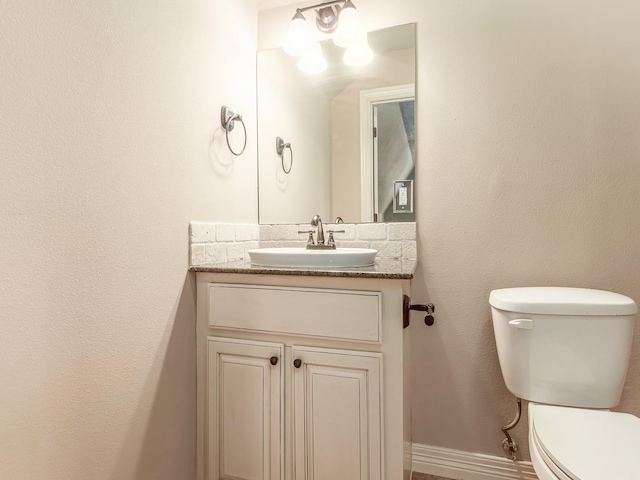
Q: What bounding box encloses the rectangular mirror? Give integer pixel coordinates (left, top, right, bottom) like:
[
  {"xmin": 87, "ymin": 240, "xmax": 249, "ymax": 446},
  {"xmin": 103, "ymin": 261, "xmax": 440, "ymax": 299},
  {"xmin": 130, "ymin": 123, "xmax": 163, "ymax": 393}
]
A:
[{"xmin": 257, "ymin": 23, "xmax": 416, "ymax": 224}]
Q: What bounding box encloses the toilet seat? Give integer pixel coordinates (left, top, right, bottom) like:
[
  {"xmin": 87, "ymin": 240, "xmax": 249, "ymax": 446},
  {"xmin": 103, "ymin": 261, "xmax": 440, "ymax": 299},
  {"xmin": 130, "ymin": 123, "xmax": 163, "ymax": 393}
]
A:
[
  {"xmin": 530, "ymin": 403, "xmax": 640, "ymax": 480},
  {"xmin": 529, "ymin": 424, "xmax": 572, "ymax": 480}
]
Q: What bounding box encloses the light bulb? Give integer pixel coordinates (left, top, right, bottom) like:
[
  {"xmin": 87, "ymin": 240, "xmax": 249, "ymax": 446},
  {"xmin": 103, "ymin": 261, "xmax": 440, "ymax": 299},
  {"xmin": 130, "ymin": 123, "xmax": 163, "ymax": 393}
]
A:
[
  {"xmin": 333, "ymin": 1, "xmax": 363, "ymax": 48},
  {"xmin": 298, "ymin": 42, "xmax": 327, "ymax": 74},
  {"xmin": 283, "ymin": 12, "xmax": 315, "ymax": 57},
  {"xmin": 344, "ymin": 35, "xmax": 373, "ymax": 66}
]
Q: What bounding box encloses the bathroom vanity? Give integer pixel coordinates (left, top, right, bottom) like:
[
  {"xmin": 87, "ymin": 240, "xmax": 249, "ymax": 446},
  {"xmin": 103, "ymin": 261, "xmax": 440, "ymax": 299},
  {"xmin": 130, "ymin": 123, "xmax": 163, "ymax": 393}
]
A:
[{"xmin": 192, "ymin": 261, "xmax": 415, "ymax": 480}]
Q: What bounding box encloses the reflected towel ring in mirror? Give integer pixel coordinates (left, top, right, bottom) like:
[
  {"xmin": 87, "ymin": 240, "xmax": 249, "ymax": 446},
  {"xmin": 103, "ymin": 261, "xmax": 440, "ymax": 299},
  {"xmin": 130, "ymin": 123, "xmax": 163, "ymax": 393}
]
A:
[
  {"xmin": 276, "ymin": 136, "xmax": 293, "ymax": 174},
  {"xmin": 220, "ymin": 105, "xmax": 247, "ymax": 156}
]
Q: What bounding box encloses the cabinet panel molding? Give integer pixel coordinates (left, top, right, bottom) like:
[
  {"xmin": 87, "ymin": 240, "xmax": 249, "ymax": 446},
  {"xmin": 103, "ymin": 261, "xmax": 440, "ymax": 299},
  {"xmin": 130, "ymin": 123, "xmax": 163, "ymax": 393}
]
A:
[
  {"xmin": 208, "ymin": 338, "xmax": 284, "ymax": 480},
  {"xmin": 292, "ymin": 346, "xmax": 383, "ymax": 480},
  {"xmin": 209, "ymin": 284, "xmax": 382, "ymax": 343}
]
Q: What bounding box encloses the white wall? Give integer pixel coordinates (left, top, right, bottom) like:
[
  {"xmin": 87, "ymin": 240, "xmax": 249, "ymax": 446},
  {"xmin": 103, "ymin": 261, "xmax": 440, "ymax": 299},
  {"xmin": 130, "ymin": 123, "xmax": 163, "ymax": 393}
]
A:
[
  {"xmin": 3, "ymin": 0, "xmax": 640, "ymax": 475},
  {"xmin": 0, "ymin": 1, "xmax": 257, "ymax": 479},
  {"xmin": 260, "ymin": 0, "xmax": 640, "ymax": 460}
]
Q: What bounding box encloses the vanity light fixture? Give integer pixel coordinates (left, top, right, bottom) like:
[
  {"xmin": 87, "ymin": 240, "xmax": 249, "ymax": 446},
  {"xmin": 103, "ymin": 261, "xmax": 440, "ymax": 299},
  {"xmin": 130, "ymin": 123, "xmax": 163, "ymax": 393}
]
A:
[
  {"xmin": 282, "ymin": 11, "xmax": 315, "ymax": 57},
  {"xmin": 332, "ymin": 1, "xmax": 362, "ymax": 47},
  {"xmin": 282, "ymin": 0, "xmax": 373, "ymax": 73}
]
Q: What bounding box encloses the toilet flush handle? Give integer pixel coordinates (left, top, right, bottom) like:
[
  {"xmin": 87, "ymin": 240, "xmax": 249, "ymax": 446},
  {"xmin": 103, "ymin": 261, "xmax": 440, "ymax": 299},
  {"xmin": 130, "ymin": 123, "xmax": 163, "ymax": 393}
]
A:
[{"xmin": 508, "ymin": 319, "xmax": 534, "ymax": 330}]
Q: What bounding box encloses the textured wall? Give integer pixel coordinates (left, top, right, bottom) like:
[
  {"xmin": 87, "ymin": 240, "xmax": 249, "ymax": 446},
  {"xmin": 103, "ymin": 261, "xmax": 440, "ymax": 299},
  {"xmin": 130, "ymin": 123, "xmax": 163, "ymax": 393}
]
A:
[
  {"xmin": 3, "ymin": 2, "xmax": 639, "ymax": 477},
  {"xmin": 260, "ymin": 0, "xmax": 640, "ymax": 460},
  {"xmin": 407, "ymin": 0, "xmax": 640, "ymax": 458},
  {"xmin": 0, "ymin": 1, "xmax": 257, "ymax": 479}
]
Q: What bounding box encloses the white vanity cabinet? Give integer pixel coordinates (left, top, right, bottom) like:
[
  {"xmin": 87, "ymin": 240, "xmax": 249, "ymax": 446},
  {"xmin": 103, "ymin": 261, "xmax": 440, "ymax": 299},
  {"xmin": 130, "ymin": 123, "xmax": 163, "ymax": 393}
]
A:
[{"xmin": 196, "ymin": 272, "xmax": 411, "ymax": 480}]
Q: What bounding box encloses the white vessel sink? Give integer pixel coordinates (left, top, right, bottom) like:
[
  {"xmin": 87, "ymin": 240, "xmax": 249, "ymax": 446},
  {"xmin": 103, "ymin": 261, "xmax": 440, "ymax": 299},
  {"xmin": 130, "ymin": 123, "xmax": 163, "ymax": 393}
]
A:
[{"xmin": 248, "ymin": 247, "xmax": 377, "ymax": 268}]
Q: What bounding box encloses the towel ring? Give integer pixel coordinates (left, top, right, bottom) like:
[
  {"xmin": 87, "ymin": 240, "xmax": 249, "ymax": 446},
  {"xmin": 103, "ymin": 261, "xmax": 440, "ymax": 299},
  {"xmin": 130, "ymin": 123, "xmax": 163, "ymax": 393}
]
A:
[
  {"xmin": 276, "ymin": 136, "xmax": 293, "ymax": 174},
  {"xmin": 221, "ymin": 106, "xmax": 247, "ymax": 156}
]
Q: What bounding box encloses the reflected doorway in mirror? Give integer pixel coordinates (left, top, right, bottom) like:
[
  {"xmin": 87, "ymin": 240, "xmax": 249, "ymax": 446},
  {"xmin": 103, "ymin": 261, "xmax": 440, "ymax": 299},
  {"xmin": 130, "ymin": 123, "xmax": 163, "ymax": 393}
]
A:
[{"xmin": 360, "ymin": 84, "xmax": 416, "ymax": 223}]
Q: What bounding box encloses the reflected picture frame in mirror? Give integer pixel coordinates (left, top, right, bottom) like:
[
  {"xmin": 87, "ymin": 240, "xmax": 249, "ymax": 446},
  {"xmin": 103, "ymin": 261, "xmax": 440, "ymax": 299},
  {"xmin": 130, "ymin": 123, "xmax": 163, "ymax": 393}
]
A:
[{"xmin": 257, "ymin": 23, "xmax": 416, "ymax": 224}]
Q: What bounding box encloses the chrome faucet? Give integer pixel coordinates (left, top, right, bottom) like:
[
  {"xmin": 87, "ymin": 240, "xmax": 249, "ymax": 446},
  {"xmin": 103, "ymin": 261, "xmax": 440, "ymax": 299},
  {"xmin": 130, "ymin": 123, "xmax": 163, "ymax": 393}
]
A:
[
  {"xmin": 298, "ymin": 215, "xmax": 345, "ymax": 250},
  {"xmin": 311, "ymin": 215, "xmax": 325, "ymax": 245}
]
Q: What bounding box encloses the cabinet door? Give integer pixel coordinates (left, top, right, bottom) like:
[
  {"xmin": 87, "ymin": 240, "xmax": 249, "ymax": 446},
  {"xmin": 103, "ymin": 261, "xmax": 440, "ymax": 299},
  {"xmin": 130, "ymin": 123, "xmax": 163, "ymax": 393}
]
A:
[
  {"xmin": 292, "ymin": 346, "xmax": 382, "ymax": 480},
  {"xmin": 208, "ymin": 338, "xmax": 283, "ymax": 480}
]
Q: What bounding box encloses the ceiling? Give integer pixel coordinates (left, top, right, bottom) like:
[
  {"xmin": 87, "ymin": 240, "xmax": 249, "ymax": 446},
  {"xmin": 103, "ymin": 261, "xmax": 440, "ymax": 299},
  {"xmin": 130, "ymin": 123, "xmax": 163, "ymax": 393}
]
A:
[{"xmin": 256, "ymin": 0, "xmax": 303, "ymax": 12}]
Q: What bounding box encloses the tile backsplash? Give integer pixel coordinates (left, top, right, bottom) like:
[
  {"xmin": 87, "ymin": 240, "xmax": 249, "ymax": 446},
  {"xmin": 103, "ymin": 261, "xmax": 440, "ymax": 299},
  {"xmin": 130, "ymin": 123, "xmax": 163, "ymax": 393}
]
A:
[{"xmin": 190, "ymin": 222, "xmax": 417, "ymax": 266}]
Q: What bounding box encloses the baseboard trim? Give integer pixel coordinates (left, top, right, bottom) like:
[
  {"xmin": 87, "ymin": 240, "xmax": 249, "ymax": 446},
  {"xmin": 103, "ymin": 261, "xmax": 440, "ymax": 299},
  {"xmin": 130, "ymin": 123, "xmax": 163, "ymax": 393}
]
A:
[{"xmin": 412, "ymin": 443, "xmax": 538, "ymax": 480}]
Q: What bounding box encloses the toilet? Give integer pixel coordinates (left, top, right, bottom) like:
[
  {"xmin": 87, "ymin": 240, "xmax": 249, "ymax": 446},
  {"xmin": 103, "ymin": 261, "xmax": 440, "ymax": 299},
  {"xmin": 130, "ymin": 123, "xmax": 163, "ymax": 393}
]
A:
[{"xmin": 490, "ymin": 287, "xmax": 640, "ymax": 480}]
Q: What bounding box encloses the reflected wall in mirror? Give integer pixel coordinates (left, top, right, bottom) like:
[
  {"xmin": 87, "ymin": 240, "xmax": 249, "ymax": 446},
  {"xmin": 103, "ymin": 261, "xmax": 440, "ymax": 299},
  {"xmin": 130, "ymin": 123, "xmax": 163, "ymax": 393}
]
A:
[{"xmin": 258, "ymin": 23, "xmax": 416, "ymax": 224}]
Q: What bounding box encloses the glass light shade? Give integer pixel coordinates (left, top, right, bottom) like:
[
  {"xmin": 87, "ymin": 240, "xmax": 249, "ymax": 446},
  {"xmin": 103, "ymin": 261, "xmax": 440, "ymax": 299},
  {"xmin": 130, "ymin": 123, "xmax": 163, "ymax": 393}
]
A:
[
  {"xmin": 298, "ymin": 43, "xmax": 327, "ymax": 74},
  {"xmin": 333, "ymin": 3, "xmax": 363, "ymax": 48},
  {"xmin": 283, "ymin": 14, "xmax": 315, "ymax": 57},
  {"xmin": 344, "ymin": 36, "xmax": 373, "ymax": 66}
]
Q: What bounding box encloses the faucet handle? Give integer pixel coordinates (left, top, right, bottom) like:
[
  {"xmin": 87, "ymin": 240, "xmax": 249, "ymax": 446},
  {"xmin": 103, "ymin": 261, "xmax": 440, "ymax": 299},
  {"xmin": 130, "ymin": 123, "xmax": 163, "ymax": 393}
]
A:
[
  {"xmin": 298, "ymin": 230, "xmax": 315, "ymax": 246},
  {"xmin": 325, "ymin": 229, "xmax": 345, "ymax": 247}
]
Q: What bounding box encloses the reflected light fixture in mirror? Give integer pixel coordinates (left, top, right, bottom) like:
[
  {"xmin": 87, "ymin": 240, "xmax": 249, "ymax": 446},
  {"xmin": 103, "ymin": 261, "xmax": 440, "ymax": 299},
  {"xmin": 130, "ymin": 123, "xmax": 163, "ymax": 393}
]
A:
[
  {"xmin": 299, "ymin": 42, "xmax": 327, "ymax": 74},
  {"xmin": 282, "ymin": 0, "xmax": 372, "ymax": 74},
  {"xmin": 344, "ymin": 34, "xmax": 374, "ymax": 66}
]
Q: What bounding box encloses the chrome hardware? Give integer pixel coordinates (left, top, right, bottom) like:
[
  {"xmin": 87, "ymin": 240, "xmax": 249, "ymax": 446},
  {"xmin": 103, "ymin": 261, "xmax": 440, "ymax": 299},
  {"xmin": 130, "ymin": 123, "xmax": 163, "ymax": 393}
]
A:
[
  {"xmin": 270, "ymin": 356, "xmax": 278, "ymax": 366},
  {"xmin": 293, "ymin": 359, "xmax": 302, "ymax": 368},
  {"xmin": 402, "ymin": 295, "xmax": 436, "ymax": 328},
  {"xmin": 298, "ymin": 230, "xmax": 315, "ymax": 246},
  {"xmin": 509, "ymin": 318, "xmax": 534, "ymax": 330},
  {"xmin": 501, "ymin": 397, "xmax": 521, "ymax": 461},
  {"xmin": 326, "ymin": 229, "xmax": 345, "ymax": 247},
  {"xmin": 335, "ymin": 217, "xmax": 344, "ymax": 223},
  {"xmin": 305, "ymin": 215, "xmax": 335, "ymax": 249},
  {"xmin": 315, "ymin": 4, "xmax": 341, "ymax": 33},
  {"xmin": 294, "ymin": 1, "xmax": 349, "ymax": 34},
  {"xmin": 310, "ymin": 215, "xmax": 324, "ymax": 244},
  {"xmin": 302, "ymin": 215, "xmax": 342, "ymax": 249},
  {"xmin": 276, "ymin": 136, "xmax": 293, "ymax": 174},
  {"xmin": 221, "ymin": 106, "xmax": 247, "ymax": 156},
  {"xmin": 502, "ymin": 438, "xmax": 518, "ymax": 462}
]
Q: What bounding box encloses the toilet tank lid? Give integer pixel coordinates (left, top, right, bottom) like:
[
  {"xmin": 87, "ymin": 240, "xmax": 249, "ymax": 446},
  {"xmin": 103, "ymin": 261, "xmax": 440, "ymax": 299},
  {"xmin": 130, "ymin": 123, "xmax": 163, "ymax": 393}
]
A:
[{"xmin": 489, "ymin": 287, "xmax": 638, "ymax": 316}]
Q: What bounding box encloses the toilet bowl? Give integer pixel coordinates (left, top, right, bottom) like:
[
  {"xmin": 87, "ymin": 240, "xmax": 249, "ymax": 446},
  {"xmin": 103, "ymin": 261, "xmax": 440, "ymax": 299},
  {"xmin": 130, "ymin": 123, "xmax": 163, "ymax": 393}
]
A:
[
  {"xmin": 489, "ymin": 287, "xmax": 639, "ymax": 480},
  {"xmin": 528, "ymin": 403, "xmax": 640, "ymax": 480}
]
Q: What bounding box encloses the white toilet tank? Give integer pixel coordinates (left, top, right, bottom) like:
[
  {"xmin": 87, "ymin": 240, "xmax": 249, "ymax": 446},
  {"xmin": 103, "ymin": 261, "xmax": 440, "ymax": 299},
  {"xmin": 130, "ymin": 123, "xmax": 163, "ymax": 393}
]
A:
[{"xmin": 490, "ymin": 287, "xmax": 637, "ymax": 408}]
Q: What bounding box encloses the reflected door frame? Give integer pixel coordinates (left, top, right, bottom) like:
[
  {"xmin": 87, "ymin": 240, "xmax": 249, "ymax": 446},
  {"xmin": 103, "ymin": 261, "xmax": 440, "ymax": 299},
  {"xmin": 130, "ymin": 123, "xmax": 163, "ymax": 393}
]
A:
[{"xmin": 359, "ymin": 84, "xmax": 415, "ymax": 223}]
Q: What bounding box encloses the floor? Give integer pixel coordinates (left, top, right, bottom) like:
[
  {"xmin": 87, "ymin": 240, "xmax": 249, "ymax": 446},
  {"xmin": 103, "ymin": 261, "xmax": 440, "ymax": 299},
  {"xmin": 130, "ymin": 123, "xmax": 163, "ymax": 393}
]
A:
[{"xmin": 412, "ymin": 474, "xmax": 458, "ymax": 480}]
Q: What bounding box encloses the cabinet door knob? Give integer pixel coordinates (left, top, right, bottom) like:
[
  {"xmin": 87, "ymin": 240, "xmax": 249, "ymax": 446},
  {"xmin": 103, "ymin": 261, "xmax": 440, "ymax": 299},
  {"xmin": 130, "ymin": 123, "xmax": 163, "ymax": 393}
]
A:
[
  {"xmin": 293, "ymin": 359, "xmax": 302, "ymax": 369},
  {"xmin": 270, "ymin": 356, "xmax": 278, "ymax": 366}
]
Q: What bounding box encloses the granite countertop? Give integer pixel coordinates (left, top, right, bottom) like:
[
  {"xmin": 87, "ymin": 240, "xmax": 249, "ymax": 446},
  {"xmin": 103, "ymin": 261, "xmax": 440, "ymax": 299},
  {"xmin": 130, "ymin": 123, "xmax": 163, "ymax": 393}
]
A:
[{"xmin": 189, "ymin": 258, "xmax": 417, "ymax": 279}]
